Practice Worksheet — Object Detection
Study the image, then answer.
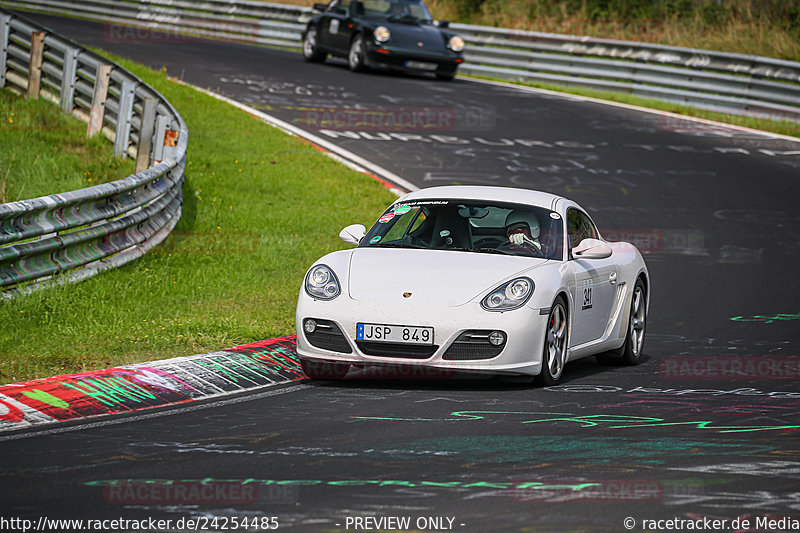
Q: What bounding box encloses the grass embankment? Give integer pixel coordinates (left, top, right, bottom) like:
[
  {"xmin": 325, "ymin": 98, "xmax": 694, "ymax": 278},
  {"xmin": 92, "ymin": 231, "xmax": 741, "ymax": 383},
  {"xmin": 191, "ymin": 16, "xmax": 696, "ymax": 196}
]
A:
[
  {"xmin": 0, "ymin": 92, "xmax": 134, "ymax": 203},
  {"xmin": 278, "ymin": 0, "xmax": 800, "ymax": 61},
  {"xmin": 0, "ymin": 55, "xmax": 396, "ymax": 383}
]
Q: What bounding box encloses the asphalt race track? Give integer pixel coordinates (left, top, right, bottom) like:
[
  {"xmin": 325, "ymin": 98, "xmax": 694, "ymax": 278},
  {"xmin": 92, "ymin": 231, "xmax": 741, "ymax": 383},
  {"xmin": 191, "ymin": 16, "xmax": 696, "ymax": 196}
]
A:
[{"xmin": 2, "ymin": 13, "xmax": 800, "ymax": 533}]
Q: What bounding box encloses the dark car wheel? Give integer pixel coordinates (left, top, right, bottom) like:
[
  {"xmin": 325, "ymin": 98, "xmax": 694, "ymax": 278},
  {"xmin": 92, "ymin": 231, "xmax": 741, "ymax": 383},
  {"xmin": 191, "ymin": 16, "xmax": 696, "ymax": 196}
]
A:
[
  {"xmin": 303, "ymin": 27, "xmax": 326, "ymax": 63},
  {"xmin": 596, "ymin": 279, "xmax": 646, "ymax": 366},
  {"xmin": 301, "ymin": 358, "xmax": 350, "ymax": 380},
  {"xmin": 436, "ymin": 71, "xmax": 455, "ymax": 81},
  {"xmin": 537, "ymin": 297, "xmax": 568, "ymax": 386},
  {"xmin": 348, "ymin": 34, "xmax": 366, "ymax": 72}
]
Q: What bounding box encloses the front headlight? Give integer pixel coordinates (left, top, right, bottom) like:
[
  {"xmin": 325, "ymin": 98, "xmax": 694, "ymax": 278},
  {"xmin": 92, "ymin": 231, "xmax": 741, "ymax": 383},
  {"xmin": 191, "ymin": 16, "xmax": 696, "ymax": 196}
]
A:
[
  {"xmin": 305, "ymin": 264, "xmax": 341, "ymax": 300},
  {"xmin": 448, "ymin": 35, "xmax": 465, "ymax": 52},
  {"xmin": 481, "ymin": 277, "xmax": 534, "ymax": 311},
  {"xmin": 374, "ymin": 26, "xmax": 391, "ymax": 43}
]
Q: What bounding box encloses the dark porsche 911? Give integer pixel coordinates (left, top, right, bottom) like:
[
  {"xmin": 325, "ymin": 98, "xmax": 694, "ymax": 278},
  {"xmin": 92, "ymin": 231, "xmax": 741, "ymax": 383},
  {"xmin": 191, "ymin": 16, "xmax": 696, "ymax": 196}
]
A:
[{"xmin": 302, "ymin": 0, "xmax": 465, "ymax": 80}]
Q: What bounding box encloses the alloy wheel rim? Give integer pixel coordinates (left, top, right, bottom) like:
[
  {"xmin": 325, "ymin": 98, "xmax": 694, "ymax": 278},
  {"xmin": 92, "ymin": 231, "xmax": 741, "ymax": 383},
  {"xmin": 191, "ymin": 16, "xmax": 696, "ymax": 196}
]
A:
[
  {"xmin": 350, "ymin": 37, "xmax": 362, "ymax": 67},
  {"xmin": 547, "ymin": 304, "xmax": 566, "ymax": 379},
  {"xmin": 304, "ymin": 30, "xmax": 316, "ymax": 57},
  {"xmin": 630, "ymin": 287, "xmax": 645, "ymax": 356}
]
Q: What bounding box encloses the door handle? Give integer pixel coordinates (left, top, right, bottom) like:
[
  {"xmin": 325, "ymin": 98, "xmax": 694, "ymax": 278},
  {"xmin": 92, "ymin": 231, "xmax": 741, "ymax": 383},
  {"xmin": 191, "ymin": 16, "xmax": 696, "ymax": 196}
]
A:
[{"xmin": 609, "ymin": 271, "xmax": 618, "ymax": 285}]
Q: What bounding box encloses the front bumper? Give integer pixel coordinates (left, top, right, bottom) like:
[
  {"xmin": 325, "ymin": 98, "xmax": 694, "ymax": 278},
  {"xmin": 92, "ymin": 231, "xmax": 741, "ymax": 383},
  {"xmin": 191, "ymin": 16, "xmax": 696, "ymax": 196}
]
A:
[
  {"xmin": 363, "ymin": 41, "xmax": 461, "ymax": 75},
  {"xmin": 296, "ymin": 295, "xmax": 547, "ymax": 377}
]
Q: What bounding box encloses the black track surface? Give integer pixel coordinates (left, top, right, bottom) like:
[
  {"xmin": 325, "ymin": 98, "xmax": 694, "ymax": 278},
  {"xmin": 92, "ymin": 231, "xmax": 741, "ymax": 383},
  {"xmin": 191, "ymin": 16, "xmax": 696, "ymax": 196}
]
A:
[{"xmin": 2, "ymin": 13, "xmax": 800, "ymax": 532}]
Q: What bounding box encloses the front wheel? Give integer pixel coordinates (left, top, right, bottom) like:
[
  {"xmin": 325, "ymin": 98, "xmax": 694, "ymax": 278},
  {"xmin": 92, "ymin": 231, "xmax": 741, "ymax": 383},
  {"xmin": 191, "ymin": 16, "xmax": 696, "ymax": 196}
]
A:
[
  {"xmin": 537, "ymin": 297, "xmax": 568, "ymax": 386},
  {"xmin": 301, "ymin": 358, "xmax": 349, "ymax": 380},
  {"xmin": 348, "ymin": 35, "xmax": 366, "ymax": 72},
  {"xmin": 303, "ymin": 27, "xmax": 326, "ymax": 63}
]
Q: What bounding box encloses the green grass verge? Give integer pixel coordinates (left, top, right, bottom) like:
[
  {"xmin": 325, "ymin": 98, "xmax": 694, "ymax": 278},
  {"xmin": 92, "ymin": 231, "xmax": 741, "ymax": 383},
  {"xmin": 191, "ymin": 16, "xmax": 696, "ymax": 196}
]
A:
[
  {"xmin": 0, "ymin": 91, "xmax": 134, "ymax": 203},
  {"xmin": 468, "ymin": 74, "xmax": 800, "ymax": 139},
  {"xmin": 0, "ymin": 53, "xmax": 396, "ymax": 383}
]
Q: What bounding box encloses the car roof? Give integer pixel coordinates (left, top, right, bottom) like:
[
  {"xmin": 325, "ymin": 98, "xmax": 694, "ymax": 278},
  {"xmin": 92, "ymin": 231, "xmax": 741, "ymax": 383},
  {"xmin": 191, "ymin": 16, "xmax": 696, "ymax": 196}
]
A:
[{"xmin": 398, "ymin": 186, "xmax": 565, "ymax": 210}]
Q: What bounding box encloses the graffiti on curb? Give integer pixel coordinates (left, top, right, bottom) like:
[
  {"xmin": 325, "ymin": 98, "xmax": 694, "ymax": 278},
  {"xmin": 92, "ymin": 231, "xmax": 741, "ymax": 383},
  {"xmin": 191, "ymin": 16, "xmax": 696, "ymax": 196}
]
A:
[{"xmin": 0, "ymin": 336, "xmax": 301, "ymax": 432}]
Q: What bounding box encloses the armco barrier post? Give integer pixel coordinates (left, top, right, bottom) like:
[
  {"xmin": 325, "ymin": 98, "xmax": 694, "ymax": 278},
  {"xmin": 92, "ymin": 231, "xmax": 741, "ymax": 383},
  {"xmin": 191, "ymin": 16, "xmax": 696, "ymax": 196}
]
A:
[
  {"xmin": 60, "ymin": 46, "xmax": 80, "ymax": 113},
  {"xmin": 160, "ymin": 128, "xmax": 180, "ymax": 162},
  {"xmin": 134, "ymin": 97, "xmax": 158, "ymax": 173},
  {"xmin": 87, "ymin": 63, "xmax": 111, "ymax": 138},
  {"xmin": 27, "ymin": 31, "xmax": 44, "ymax": 99},
  {"xmin": 113, "ymin": 80, "xmax": 136, "ymax": 158},
  {"xmin": 0, "ymin": 14, "xmax": 9, "ymax": 88}
]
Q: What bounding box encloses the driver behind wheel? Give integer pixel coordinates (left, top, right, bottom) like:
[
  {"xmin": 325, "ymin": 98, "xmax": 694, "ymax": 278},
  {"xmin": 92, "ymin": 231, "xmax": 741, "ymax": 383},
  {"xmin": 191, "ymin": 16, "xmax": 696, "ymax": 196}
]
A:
[
  {"xmin": 386, "ymin": 1, "xmax": 405, "ymax": 15},
  {"xmin": 505, "ymin": 211, "xmax": 542, "ymax": 251}
]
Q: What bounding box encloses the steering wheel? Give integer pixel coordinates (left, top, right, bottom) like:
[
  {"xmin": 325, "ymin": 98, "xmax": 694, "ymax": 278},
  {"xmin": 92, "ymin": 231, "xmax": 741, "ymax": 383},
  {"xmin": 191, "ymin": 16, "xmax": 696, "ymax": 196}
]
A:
[{"xmin": 499, "ymin": 239, "xmax": 546, "ymax": 257}]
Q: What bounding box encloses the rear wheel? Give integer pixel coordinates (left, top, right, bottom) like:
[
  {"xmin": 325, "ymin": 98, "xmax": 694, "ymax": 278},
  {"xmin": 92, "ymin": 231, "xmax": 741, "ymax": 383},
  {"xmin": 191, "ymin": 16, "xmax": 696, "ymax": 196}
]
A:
[
  {"xmin": 537, "ymin": 297, "xmax": 568, "ymax": 386},
  {"xmin": 619, "ymin": 280, "xmax": 646, "ymax": 364},
  {"xmin": 348, "ymin": 34, "xmax": 366, "ymax": 72},
  {"xmin": 303, "ymin": 27, "xmax": 326, "ymax": 62},
  {"xmin": 597, "ymin": 279, "xmax": 646, "ymax": 365},
  {"xmin": 301, "ymin": 358, "xmax": 349, "ymax": 380},
  {"xmin": 436, "ymin": 72, "xmax": 455, "ymax": 81}
]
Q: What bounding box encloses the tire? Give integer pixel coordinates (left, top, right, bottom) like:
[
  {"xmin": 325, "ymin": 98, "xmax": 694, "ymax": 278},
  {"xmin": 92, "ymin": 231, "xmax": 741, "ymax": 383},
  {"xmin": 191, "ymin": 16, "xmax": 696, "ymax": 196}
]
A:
[
  {"xmin": 302, "ymin": 27, "xmax": 326, "ymax": 63},
  {"xmin": 436, "ymin": 72, "xmax": 455, "ymax": 81},
  {"xmin": 537, "ymin": 297, "xmax": 568, "ymax": 386},
  {"xmin": 301, "ymin": 358, "xmax": 349, "ymax": 380},
  {"xmin": 597, "ymin": 279, "xmax": 646, "ymax": 366},
  {"xmin": 348, "ymin": 34, "xmax": 366, "ymax": 72}
]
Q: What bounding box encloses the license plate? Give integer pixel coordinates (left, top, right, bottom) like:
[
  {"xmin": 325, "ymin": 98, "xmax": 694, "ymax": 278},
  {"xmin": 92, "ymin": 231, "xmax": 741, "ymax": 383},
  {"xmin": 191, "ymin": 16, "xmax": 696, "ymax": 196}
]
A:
[
  {"xmin": 357, "ymin": 323, "xmax": 434, "ymax": 345},
  {"xmin": 405, "ymin": 60, "xmax": 437, "ymax": 71}
]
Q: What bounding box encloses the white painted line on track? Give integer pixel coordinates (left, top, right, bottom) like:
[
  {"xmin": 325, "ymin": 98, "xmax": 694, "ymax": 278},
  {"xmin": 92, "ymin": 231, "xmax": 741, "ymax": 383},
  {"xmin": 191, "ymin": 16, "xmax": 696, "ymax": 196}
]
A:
[
  {"xmin": 0, "ymin": 382, "xmax": 312, "ymax": 442},
  {"xmin": 183, "ymin": 82, "xmax": 417, "ymax": 194},
  {"xmin": 464, "ymin": 77, "xmax": 800, "ymax": 143}
]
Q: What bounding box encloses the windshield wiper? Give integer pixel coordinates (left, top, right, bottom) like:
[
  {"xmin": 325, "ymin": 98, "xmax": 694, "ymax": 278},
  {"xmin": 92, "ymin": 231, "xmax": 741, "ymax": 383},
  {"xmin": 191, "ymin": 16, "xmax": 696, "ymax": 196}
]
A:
[
  {"xmin": 465, "ymin": 247, "xmax": 515, "ymax": 255},
  {"xmin": 387, "ymin": 14, "xmax": 419, "ymax": 23},
  {"xmin": 371, "ymin": 242, "xmax": 426, "ymax": 249}
]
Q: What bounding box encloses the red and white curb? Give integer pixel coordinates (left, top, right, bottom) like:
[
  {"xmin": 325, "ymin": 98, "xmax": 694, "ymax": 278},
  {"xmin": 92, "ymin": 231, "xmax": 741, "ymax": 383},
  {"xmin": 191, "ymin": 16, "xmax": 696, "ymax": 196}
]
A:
[{"xmin": 0, "ymin": 336, "xmax": 303, "ymax": 434}]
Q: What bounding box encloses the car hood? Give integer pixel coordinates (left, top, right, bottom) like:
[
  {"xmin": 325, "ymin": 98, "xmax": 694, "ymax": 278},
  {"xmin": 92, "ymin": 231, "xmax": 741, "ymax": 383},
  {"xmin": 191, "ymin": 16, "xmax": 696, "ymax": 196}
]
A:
[
  {"xmin": 384, "ymin": 22, "xmax": 446, "ymax": 51},
  {"xmin": 346, "ymin": 248, "xmax": 549, "ymax": 306}
]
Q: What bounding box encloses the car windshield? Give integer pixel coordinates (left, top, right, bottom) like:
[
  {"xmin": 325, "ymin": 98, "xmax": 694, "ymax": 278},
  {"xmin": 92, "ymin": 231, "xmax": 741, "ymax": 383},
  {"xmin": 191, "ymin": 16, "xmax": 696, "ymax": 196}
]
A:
[
  {"xmin": 361, "ymin": 199, "xmax": 565, "ymax": 260},
  {"xmin": 356, "ymin": 0, "xmax": 433, "ymax": 23}
]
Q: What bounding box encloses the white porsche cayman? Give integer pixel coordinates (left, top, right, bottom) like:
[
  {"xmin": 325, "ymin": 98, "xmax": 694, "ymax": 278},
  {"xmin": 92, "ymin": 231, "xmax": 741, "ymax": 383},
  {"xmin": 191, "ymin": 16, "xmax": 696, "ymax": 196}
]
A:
[{"xmin": 296, "ymin": 186, "xmax": 649, "ymax": 385}]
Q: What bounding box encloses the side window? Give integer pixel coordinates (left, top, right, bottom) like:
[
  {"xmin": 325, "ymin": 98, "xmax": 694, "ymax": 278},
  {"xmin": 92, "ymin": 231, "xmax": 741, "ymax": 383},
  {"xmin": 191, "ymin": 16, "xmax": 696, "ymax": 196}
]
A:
[
  {"xmin": 567, "ymin": 209, "xmax": 598, "ymax": 250},
  {"xmin": 408, "ymin": 210, "xmax": 427, "ymax": 234},
  {"xmin": 327, "ymin": 0, "xmax": 348, "ymax": 14},
  {"xmin": 384, "ymin": 207, "xmax": 423, "ymax": 241},
  {"xmin": 350, "ymin": 0, "xmax": 365, "ymax": 16}
]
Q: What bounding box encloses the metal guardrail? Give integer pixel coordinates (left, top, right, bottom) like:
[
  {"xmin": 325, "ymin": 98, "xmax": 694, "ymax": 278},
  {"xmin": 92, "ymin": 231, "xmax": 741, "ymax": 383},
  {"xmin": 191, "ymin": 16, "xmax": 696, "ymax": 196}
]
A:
[
  {"xmin": 453, "ymin": 24, "xmax": 800, "ymax": 121},
  {"xmin": 0, "ymin": 7, "xmax": 187, "ymax": 297},
  {"xmin": 1, "ymin": 0, "xmax": 798, "ymax": 122}
]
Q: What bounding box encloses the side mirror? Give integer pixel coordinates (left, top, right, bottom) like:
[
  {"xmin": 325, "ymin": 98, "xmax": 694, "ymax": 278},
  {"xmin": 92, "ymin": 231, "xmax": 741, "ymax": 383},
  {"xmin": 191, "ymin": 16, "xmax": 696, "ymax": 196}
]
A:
[
  {"xmin": 340, "ymin": 224, "xmax": 366, "ymax": 245},
  {"xmin": 436, "ymin": 19, "xmax": 450, "ymax": 28},
  {"xmin": 573, "ymin": 238, "xmax": 612, "ymax": 260},
  {"xmin": 313, "ymin": 3, "xmax": 328, "ymax": 11}
]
